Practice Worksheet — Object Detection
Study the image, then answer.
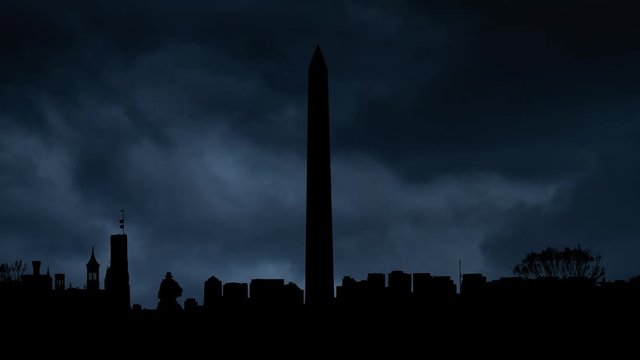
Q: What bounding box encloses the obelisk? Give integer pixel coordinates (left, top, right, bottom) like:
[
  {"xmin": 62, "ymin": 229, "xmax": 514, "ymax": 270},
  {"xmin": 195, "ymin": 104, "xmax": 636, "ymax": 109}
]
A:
[{"xmin": 305, "ymin": 46, "xmax": 334, "ymax": 305}]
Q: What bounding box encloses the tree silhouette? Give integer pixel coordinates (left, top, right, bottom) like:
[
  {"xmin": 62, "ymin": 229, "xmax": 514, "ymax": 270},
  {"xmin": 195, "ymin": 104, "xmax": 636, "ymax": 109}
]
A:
[
  {"xmin": 0, "ymin": 260, "xmax": 27, "ymax": 282},
  {"xmin": 513, "ymin": 246, "xmax": 605, "ymax": 282}
]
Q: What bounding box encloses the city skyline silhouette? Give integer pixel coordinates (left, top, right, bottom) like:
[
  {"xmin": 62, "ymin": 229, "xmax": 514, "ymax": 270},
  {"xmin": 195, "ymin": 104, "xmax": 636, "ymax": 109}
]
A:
[
  {"xmin": 3, "ymin": 47, "xmax": 640, "ymax": 315},
  {"xmin": 3, "ymin": 2, "xmax": 640, "ymax": 310}
]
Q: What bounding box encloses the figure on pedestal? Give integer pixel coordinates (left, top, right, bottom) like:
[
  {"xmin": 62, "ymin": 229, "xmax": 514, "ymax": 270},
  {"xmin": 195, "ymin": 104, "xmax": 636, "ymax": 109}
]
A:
[{"xmin": 157, "ymin": 272, "xmax": 183, "ymax": 313}]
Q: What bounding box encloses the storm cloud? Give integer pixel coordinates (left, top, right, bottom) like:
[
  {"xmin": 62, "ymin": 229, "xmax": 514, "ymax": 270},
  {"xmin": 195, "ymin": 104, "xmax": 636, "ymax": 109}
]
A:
[{"xmin": 1, "ymin": 1, "xmax": 640, "ymax": 307}]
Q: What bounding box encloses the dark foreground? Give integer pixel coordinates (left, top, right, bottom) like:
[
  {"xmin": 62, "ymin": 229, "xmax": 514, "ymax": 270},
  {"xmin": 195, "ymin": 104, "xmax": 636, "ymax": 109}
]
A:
[{"xmin": 2, "ymin": 302, "xmax": 637, "ymax": 356}]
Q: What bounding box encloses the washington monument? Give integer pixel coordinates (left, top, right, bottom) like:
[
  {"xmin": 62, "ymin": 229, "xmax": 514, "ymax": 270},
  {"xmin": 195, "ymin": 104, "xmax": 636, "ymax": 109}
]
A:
[{"xmin": 305, "ymin": 46, "xmax": 334, "ymax": 305}]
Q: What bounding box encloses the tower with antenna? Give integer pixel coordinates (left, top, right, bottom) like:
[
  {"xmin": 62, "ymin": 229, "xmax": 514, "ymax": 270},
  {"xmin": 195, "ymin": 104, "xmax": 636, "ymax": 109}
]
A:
[
  {"xmin": 119, "ymin": 209, "xmax": 125, "ymax": 235},
  {"xmin": 104, "ymin": 210, "xmax": 131, "ymax": 311}
]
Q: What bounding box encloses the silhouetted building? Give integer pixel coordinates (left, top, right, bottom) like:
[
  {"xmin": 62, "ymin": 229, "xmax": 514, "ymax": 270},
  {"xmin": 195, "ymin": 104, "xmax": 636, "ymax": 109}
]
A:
[
  {"xmin": 283, "ymin": 282, "xmax": 304, "ymax": 306},
  {"xmin": 430, "ymin": 276, "xmax": 457, "ymax": 303},
  {"xmin": 248, "ymin": 279, "xmax": 304, "ymax": 306},
  {"xmin": 336, "ymin": 276, "xmax": 358, "ymax": 304},
  {"xmin": 204, "ymin": 276, "xmax": 222, "ymax": 310},
  {"xmin": 412, "ymin": 273, "xmax": 431, "ymax": 296},
  {"xmin": 461, "ymin": 274, "xmax": 487, "ymax": 297},
  {"xmin": 184, "ymin": 298, "xmax": 198, "ymax": 312},
  {"xmin": 104, "ymin": 234, "xmax": 130, "ymax": 311},
  {"xmin": 388, "ymin": 271, "xmax": 412, "ymax": 299},
  {"xmin": 336, "ymin": 276, "xmax": 374, "ymax": 305},
  {"xmin": 86, "ymin": 247, "xmax": 100, "ymax": 292},
  {"xmin": 250, "ymin": 279, "xmax": 285, "ymax": 305},
  {"xmin": 21, "ymin": 260, "xmax": 52, "ymax": 292},
  {"xmin": 367, "ymin": 273, "xmax": 386, "ymax": 303},
  {"xmin": 305, "ymin": 45, "xmax": 335, "ymax": 306},
  {"xmin": 367, "ymin": 273, "xmax": 385, "ymax": 287},
  {"xmin": 55, "ymin": 273, "xmax": 65, "ymax": 291},
  {"xmin": 223, "ymin": 282, "xmax": 248, "ymax": 306},
  {"xmin": 486, "ymin": 277, "xmax": 528, "ymax": 306},
  {"xmin": 11, "ymin": 260, "xmax": 53, "ymax": 312}
]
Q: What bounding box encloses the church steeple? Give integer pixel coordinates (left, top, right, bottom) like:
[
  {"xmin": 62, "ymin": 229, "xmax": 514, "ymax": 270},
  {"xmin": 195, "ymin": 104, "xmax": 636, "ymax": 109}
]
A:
[{"xmin": 86, "ymin": 246, "xmax": 100, "ymax": 291}]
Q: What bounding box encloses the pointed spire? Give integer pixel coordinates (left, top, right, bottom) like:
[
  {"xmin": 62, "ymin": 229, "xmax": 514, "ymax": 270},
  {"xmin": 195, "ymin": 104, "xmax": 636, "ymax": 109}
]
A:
[
  {"xmin": 87, "ymin": 246, "xmax": 100, "ymax": 267},
  {"xmin": 310, "ymin": 45, "xmax": 327, "ymax": 69}
]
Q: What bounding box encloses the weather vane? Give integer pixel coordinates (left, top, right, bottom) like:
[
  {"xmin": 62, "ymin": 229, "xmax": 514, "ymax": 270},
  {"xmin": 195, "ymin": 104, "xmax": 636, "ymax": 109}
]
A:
[{"xmin": 119, "ymin": 209, "xmax": 125, "ymax": 235}]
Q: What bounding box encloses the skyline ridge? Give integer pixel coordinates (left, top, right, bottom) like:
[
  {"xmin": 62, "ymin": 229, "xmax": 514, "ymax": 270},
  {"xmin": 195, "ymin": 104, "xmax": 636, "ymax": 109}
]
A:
[{"xmin": 2, "ymin": 1, "xmax": 640, "ymax": 308}]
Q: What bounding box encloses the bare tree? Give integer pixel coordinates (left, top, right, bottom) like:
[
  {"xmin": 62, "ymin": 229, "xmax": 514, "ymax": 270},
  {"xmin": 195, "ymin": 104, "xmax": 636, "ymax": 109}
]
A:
[
  {"xmin": 0, "ymin": 260, "xmax": 27, "ymax": 282},
  {"xmin": 513, "ymin": 246, "xmax": 605, "ymax": 283}
]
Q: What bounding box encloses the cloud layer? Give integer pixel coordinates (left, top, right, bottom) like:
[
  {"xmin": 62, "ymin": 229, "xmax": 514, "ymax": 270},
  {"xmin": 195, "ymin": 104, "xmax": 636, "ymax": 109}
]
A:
[{"xmin": 2, "ymin": 1, "xmax": 640, "ymax": 307}]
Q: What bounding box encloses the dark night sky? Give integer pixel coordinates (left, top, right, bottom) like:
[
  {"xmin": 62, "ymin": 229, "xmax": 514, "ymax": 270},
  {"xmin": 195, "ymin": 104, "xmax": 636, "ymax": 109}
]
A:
[{"xmin": 2, "ymin": 0, "xmax": 640, "ymax": 308}]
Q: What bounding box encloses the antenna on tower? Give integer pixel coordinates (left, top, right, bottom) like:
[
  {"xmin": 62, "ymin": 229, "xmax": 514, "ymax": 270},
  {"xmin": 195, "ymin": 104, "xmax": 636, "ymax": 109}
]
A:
[{"xmin": 119, "ymin": 209, "xmax": 125, "ymax": 235}]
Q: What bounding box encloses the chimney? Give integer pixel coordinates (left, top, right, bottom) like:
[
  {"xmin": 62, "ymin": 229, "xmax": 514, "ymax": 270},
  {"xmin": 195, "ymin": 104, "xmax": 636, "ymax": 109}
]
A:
[{"xmin": 32, "ymin": 261, "xmax": 41, "ymax": 276}]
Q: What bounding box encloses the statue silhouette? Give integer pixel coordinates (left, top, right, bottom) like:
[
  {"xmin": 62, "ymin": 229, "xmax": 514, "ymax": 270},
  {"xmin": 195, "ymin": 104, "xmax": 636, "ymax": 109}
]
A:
[{"xmin": 157, "ymin": 272, "xmax": 183, "ymax": 313}]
